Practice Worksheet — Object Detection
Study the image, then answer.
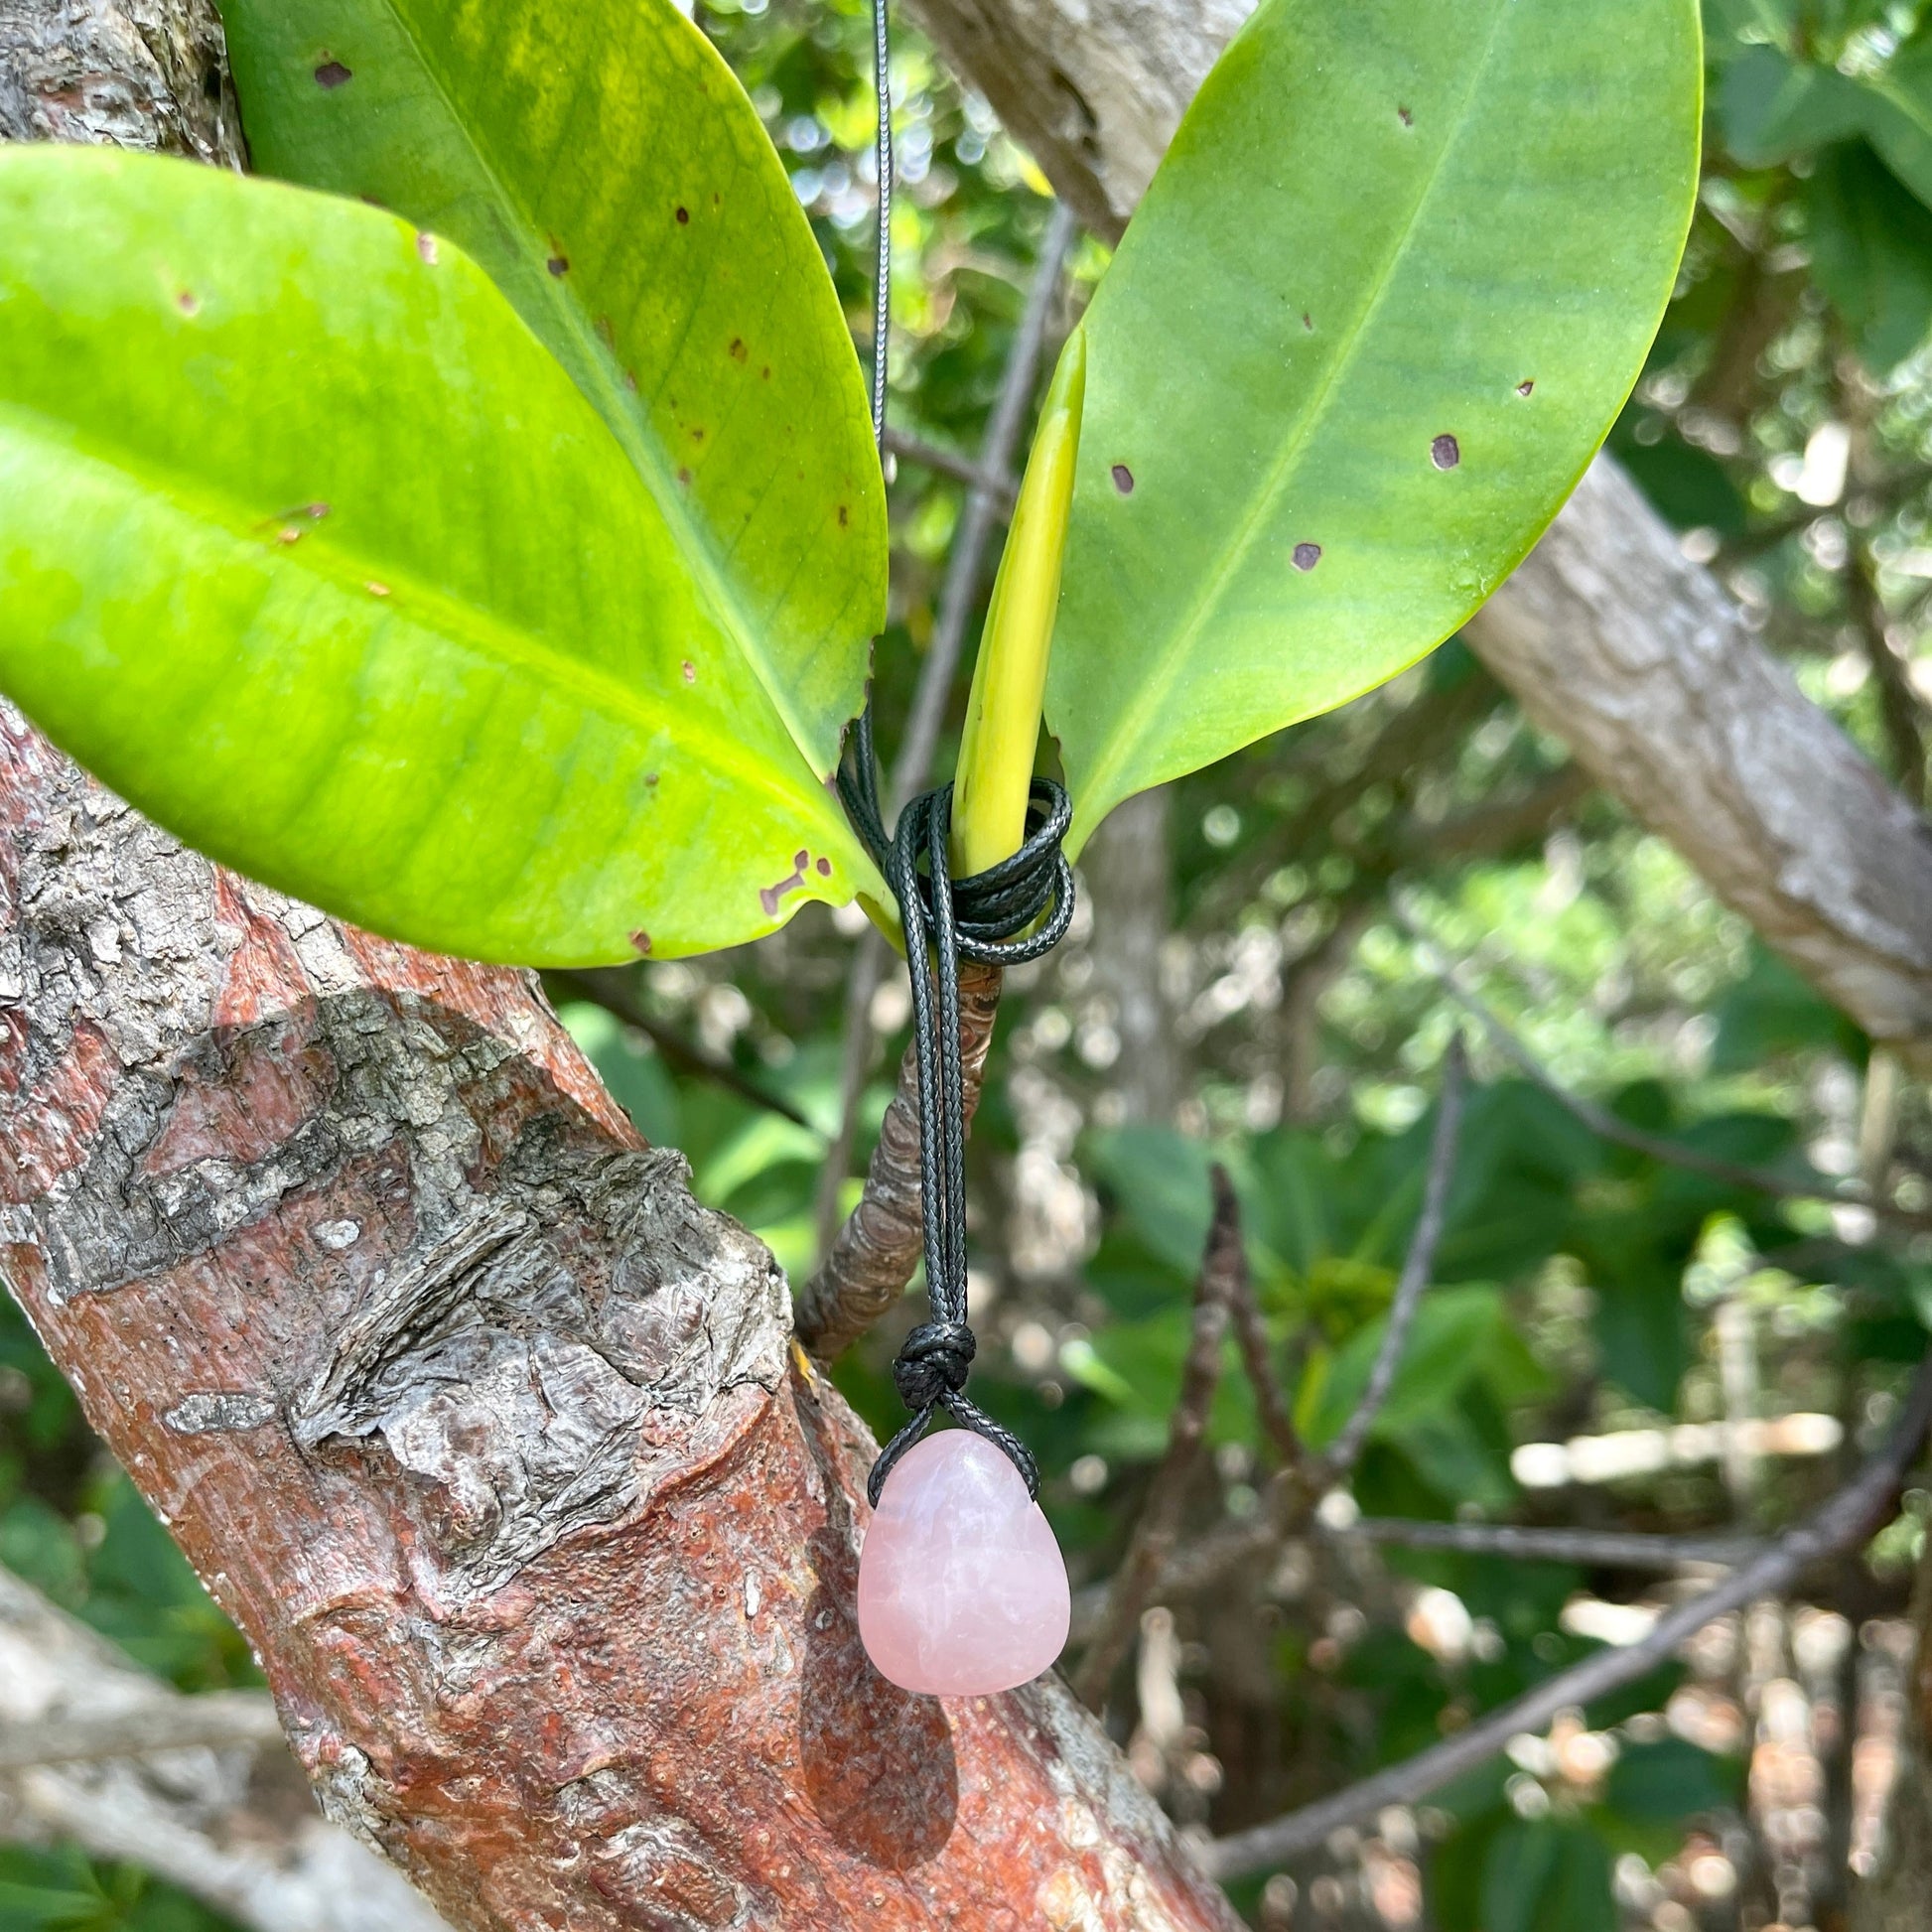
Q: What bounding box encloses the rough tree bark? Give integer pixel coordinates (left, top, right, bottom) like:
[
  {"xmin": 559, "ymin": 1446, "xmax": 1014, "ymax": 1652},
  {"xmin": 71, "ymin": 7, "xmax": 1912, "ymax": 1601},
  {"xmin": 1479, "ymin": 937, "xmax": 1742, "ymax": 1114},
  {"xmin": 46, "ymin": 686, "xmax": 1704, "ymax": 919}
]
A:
[
  {"xmin": 903, "ymin": 0, "xmax": 1932, "ymax": 1069},
  {"xmin": 0, "ymin": 0, "xmax": 240, "ymax": 162},
  {"xmin": 0, "ymin": 709, "xmax": 1237, "ymax": 1930}
]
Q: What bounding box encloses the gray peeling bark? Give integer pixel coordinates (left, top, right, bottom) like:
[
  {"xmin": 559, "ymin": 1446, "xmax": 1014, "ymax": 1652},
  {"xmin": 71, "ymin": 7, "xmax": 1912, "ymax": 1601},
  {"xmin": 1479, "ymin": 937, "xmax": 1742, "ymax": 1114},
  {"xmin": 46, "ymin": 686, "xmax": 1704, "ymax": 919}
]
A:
[
  {"xmin": 0, "ymin": 0, "xmax": 241, "ymax": 163},
  {"xmin": 0, "ymin": 1565, "xmax": 444, "ymax": 1932},
  {"xmin": 0, "ymin": 705, "xmax": 1237, "ymax": 1932},
  {"xmin": 904, "ymin": 0, "xmax": 1932, "ymax": 1068}
]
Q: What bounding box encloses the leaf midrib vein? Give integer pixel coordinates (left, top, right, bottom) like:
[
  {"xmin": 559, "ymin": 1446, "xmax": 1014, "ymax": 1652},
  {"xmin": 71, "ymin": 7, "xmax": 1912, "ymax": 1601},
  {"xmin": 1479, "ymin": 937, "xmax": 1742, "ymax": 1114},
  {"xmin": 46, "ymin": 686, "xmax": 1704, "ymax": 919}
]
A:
[
  {"xmin": 0, "ymin": 400, "xmax": 838, "ymax": 826},
  {"xmin": 374, "ymin": 0, "xmax": 830, "ymax": 774}
]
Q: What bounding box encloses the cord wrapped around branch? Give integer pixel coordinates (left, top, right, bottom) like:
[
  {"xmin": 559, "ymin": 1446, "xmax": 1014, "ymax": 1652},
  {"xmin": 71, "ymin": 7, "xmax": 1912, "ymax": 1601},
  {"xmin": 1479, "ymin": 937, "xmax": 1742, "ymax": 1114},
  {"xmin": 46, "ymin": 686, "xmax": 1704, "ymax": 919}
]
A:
[
  {"xmin": 796, "ymin": 709, "xmax": 1074, "ymax": 1386},
  {"xmin": 815, "ymin": 712, "xmax": 1073, "ymax": 1500}
]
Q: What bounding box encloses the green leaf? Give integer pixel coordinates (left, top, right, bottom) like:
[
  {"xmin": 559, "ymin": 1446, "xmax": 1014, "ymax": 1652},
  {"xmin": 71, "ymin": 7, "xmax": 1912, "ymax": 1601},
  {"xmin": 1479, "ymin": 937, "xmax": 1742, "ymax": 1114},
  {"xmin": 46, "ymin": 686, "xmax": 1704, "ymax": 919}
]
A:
[
  {"xmin": 1603, "ymin": 1737, "xmax": 1743, "ymax": 1821},
  {"xmin": 1305, "ymin": 1285, "xmax": 1509, "ymax": 1447},
  {"xmin": 1717, "ymin": 43, "xmax": 1869, "ymax": 163},
  {"xmin": 1046, "ymin": 0, "xmax": 1703, "ymax": 853},
  {"xmin": 1085, "ymin": 1126, "xmax": 1218, "ymax": 1275},
  {"xmin": 1858, "ymin": 42, "xmax": 1932, "ymax": 211},
  {"xmin": 1712, "ymin": 940, "xmax": 1868, "ymax": 1070},
  {"xmin": 1804, "ymin": 140, "xmax": 1932, "ymax": 371},
  {"xmin": 221, "ymin": 0, "xmax": 885, "ymax": 778},
  {"xmin": 1479, "ymin": 1819, "xmax": 1617, "ymax": 1932},
  {"xmin": 0, "ymin": 147, "xmax": 879, "ymax": 964}
]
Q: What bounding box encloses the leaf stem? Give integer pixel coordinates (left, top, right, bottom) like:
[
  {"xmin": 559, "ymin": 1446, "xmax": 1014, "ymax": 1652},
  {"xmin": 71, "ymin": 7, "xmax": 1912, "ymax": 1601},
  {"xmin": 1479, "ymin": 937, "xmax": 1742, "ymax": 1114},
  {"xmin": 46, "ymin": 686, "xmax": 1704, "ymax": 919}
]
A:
[{"xmin": 949, "ymin": 326, "xmax": 1085, "ymax": 877}]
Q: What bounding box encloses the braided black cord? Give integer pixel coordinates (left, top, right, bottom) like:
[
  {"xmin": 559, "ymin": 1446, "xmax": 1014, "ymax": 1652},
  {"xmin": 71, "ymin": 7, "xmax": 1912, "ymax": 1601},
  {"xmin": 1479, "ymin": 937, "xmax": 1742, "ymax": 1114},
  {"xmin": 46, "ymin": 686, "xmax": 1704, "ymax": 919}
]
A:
[
  {"xmin": 852, "ymin": 2, "xmax": 1073, "ymax": 1509},
  {"xmin": 840, "ymin": 742, "xmax": 1073, "ymax": 1507},
  {"xmin": 868, "ymin": 0, "xmax": 893, "ymax": 447}
]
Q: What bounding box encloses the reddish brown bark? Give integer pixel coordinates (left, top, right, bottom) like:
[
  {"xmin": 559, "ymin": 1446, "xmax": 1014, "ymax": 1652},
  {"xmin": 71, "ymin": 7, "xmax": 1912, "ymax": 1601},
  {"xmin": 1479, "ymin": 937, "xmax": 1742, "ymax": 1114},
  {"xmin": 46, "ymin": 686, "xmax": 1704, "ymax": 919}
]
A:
[
  {"xmin": 0, "ymin": 712, "xmax": 1234, "ymax": 1932},
  {"xmin": 793, "ymin": 959, "xmax": 1004, "ymax": 1360}
]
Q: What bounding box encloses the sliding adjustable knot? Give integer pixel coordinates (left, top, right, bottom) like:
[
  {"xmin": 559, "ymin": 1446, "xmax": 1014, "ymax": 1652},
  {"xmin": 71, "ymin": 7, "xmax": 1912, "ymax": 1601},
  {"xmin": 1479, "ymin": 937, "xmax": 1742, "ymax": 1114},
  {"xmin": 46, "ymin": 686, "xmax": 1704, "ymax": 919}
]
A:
[{"xmin": 893, "ymin": 1319, "xmax": 977, "ymax": 1407}]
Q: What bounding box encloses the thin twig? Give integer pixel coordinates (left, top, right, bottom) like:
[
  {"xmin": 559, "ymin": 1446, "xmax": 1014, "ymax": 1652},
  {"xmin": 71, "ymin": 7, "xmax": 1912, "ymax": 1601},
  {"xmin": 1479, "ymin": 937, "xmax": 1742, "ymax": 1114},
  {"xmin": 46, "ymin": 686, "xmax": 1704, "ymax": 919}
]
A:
[
  {"xmin": 1853, "ymin": 543, "xmax": 1930, "ymax": 808},
  {"xmin": 1073, "ymin": 1514, "xmax": 1769, "ymax": 1653},
  {"xmin": 806, "ymin": 203, "xmax": 1080, "ymax": 1294},
  {"xmin": 1392, "ymin": 899, "xmax": 1932, "ymax": 1234},
  {"xmin": 1206, "ymin": 1347, "xmax": 1932, "ymax": 1878},
  {"xmin": 1071, "ymin": 1168, "xmax": 1243, "ymax": 1710},
  {"xmin": 811, "ymin": 934, "xmax": 892, "ymax": 1265},
  {"xmin": 1343, "ymin": 1517, "xmax": 1762, "ymax": 1570},
  {"xmin": 1317, "ymin": 1037, "xmax": 1468, "ymax": 1483},
  {"xmin": 1068, "ymin": 1514, "xmax": 1763, "ymax": 1648},
  {"xmin": 0, "ymin": 1691, "xmax": 283, "ymax": 1771},
  {"xmin": 1226, "ymin": 1225, "xmax": 1303, "ymax": 1469},
  {"xmin": 545, "ymin": 969, "xmax": 812, "ymax": 1131},
  {"xmin": 882, "ymin": 426, "xmax": 1018, "ymax": 513}
]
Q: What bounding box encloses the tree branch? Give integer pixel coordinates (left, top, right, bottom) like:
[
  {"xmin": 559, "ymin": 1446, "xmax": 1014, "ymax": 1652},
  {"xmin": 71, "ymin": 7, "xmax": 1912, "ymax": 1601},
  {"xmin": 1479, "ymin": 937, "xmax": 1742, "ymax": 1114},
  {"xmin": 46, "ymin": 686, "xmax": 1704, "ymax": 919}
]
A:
[
  {"xmin": 0, "ymin": 1564, "xmax": 446, "ymax": 1932},
  {"xmin": 1850, "ymin": 538, "xmax": 1929, "ymax": 811},
  {"xmin": 1205, "ymin": 1347, "xmax": 1932, "ymax": 1878},
  {"xmin": 0, "ymin": 0, "xmax": 241, "ymax": 162},
  {"xmin": 1072, "ymin": 1166, "xmax": 1242, "ymax": 1709},
  {"xmin": 1344, "ymin": 1517, "xmax": 1762, "ymax": 1570},
  {"xmin": 1315, "ymin": 1038, "xmax": 1467, "ymax": 1484},
  {"xmin": 1227, "ymin": 1227, "xmax": 1302, "ymax": 1470},
  {"xmin": 0, "ymin": 1693, "xmax": 285, "ymax": 1772},
  {"xmin": 882, "ymin": 426, "xmax": 1018, "ymax": 514}
]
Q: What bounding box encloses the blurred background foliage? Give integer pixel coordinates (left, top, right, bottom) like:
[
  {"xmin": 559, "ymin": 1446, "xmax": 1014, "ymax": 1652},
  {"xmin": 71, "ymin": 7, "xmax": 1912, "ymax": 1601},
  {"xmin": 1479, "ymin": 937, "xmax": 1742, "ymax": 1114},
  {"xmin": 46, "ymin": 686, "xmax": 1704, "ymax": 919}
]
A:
[{"xmin": 10, "ymin": 0, "xmax": 1932, "ymax": 1925}]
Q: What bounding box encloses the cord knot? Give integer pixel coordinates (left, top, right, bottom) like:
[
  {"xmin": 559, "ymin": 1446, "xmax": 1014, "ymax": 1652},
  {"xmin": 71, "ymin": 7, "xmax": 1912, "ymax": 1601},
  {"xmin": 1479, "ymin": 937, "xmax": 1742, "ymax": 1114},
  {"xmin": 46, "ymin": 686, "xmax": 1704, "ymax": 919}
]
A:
[{"xmin": 892, "ymin": 1319, "xmax": 977, "ymax": 1408}]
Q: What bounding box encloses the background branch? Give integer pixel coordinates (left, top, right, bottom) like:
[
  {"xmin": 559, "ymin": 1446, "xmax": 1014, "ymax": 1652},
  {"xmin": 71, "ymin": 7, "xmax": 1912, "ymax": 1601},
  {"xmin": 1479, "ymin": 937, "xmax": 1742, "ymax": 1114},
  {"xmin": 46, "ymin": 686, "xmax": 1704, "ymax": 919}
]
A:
[
  {"xmin": 0, "ymin": 1565, "xmax": 446, "ymax": 1932},
  {"xmin": 1315, "ymin": 1038, "xmax": 1467, "ymax": 1483},
  {"xmin": 1072, "ymin": 1166, "xmax": 1244, "ymax": 1709},
  {"xmin": 882, "ymin": 426, "xmax": 1019, "ymax": 512},
  {"xmin": 1343, "ymin": 1517, "xmax": 1763, "ymax": 1571},
  {"xmin": 1205, "ymin": 1347, "xmax": 1932, "ymax": 1878}
]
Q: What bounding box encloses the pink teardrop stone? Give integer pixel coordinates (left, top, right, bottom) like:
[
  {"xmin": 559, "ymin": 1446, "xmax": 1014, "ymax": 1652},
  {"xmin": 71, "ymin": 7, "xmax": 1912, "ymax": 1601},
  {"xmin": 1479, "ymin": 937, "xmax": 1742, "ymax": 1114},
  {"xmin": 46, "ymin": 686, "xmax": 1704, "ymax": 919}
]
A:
[{"xmin": 857, "ymin": 1429, "xmax": 1070, "ymax": 1697}]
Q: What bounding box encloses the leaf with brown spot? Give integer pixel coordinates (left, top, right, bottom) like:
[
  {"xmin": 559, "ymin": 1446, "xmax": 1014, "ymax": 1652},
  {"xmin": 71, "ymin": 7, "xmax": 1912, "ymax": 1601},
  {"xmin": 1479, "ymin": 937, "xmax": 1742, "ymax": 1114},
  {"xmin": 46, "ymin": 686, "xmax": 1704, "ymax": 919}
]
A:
[
  {"xmin": 1048, "ymin": 0, "xmax": 1702, "ymax": 854},
  {"xmin": 0, "ymin": 148, "xmax": 881, "ymax": 966},
  {"xmin": 222, "ymin": 0, "xmax": 884, "ymax": 784}
]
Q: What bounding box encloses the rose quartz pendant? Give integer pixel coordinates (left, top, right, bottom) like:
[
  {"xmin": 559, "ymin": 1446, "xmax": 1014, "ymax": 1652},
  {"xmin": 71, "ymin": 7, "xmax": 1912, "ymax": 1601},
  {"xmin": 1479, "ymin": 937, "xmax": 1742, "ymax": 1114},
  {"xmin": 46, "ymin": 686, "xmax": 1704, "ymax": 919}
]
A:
[{"xmin": 857, "ymin": 1430, "xmax": 1070, "ymax": 1697}]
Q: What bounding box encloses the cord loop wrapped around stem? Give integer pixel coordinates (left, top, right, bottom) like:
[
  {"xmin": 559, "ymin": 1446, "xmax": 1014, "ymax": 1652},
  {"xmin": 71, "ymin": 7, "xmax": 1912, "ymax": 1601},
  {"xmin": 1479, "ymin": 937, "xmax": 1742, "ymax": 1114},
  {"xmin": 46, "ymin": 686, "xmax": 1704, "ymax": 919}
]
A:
[{"xmin": 838, "ymin": 714, "xmax": 1072, "ymax": 1506}]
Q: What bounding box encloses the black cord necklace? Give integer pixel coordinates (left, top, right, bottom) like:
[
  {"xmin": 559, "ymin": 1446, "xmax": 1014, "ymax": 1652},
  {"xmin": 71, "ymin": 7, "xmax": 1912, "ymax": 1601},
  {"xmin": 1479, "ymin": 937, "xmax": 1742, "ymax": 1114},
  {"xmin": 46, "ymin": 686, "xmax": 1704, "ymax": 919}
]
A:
[{"xmin": 845, "ymin": 1, "xmax": 1074, "ymax": 1511}]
